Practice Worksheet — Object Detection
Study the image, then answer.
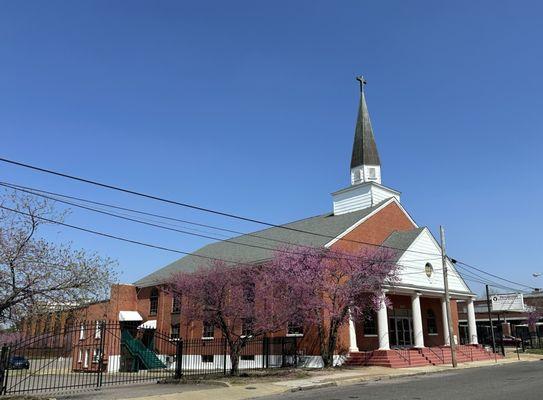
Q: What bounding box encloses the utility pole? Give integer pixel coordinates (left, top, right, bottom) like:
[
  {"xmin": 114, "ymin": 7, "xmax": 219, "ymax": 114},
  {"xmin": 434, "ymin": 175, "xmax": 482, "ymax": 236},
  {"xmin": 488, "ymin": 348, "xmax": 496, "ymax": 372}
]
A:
[
  {"xmin": 440, "ymin": 226, "xmax": 457, "ymax": 367},
  {"xmin": 485, "ymin": 284, "xmax": 497, "ymax": 361}
]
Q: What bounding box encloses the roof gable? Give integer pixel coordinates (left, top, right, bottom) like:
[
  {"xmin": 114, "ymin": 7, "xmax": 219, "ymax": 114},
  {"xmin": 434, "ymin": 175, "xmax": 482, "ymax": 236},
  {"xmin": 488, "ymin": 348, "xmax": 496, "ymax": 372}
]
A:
[{"xmin": 392, "ymin": 228, "xmax": 473, "ymax": 295}]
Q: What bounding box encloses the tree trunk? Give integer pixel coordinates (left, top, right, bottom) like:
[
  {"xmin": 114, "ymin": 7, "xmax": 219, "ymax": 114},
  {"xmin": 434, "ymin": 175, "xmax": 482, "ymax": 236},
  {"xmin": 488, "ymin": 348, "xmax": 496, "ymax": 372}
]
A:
[
  {"xmin": 317, "ymin": 320, "xmax": 335, "ymax": 368},
  {"xmin": 229, "ymin": 344, "xmax": 241, "ymax": 375},
  {"xmin": 326, "ymin": 321, "xmax": 339, "ymax": 368},
  {"xmin": 321, "ymin": 318, "xmax": 341, "ymax": 368}
]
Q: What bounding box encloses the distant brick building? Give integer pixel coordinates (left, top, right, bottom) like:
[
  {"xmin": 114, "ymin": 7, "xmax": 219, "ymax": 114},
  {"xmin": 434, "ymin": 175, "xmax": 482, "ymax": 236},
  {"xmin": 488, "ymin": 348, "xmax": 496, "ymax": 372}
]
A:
[{"xmin": 458, "ymin": 291, "xmax": 543, "ymax": 343}]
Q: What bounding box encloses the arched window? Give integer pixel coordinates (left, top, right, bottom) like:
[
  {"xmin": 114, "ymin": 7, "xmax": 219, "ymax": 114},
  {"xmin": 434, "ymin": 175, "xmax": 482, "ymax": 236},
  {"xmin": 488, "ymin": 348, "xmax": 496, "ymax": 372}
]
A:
[
  {"xmin": 149, "ymin": 288, "xmax": 159, "ymax": 315},
  {"xmin": 426, "ymin": 309, "xmax": 438, "ymax": 334}
]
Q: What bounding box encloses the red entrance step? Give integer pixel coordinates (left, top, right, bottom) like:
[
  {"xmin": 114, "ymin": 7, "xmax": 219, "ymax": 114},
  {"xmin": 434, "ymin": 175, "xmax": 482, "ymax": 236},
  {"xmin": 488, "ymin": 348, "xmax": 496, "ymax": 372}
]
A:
[{"xmin": 345, "ymin": 345, "xmax": 500, "ymax": 368}]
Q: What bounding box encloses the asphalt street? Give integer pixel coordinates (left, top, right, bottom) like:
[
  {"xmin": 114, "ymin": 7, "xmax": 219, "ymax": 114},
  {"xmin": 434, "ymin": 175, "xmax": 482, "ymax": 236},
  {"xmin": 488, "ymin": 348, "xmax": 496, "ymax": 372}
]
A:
[{"xmin": 257, "ymin": 361, "xmax": 543, "ymax": 400}]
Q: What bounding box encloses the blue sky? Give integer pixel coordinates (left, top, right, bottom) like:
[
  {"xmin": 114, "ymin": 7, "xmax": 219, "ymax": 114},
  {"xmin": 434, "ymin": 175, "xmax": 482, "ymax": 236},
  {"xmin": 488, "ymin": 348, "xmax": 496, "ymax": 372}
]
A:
[{"xmin": 1, "ymin": 1, "xmax": 541, "ymax": 296}]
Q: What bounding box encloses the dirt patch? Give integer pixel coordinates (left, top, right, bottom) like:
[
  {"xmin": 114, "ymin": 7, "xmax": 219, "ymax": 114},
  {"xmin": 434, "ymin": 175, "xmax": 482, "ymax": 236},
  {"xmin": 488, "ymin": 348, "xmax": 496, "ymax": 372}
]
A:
[{"xmin": 179, "ymin": 366, "xmax": 368, "ymax": 386}]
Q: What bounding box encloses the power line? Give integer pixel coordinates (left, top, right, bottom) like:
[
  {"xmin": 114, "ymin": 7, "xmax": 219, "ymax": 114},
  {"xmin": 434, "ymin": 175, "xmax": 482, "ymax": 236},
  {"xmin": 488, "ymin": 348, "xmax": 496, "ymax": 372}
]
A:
[
  {"xmin": 0, "ymin": 157, "xmax": 442, "ymax": 257},
  {"xmin": 453, "ymin": 264, "xmax": 532, "ymax": 294},
  {"xmin": 0, "ymin": 181, "xmax": 395, "ymax": 261},
  {"xmin": 455, "ymin": 260, "xmax": 535, "ymax": 291},
  {"xmin": 4, "ymin": 183, "xmax": 528, "ymax": 292},
  {"xmin": 0, "ymin": 182, "xmax": 244, "ymax": 238},
  {"xmin": 0, "ymin": 182, "xmax": 441, "ymax": 267},
  {"xmin": 2, "ymin": 158, "xmax": 533, "ymax": 293},
  {"xmin": 0, "ymin": 204, "xmax": 434, "ymax": 276},
  {"xmin": 5, "ymin": 201, "xmax": 526, "ymax": 293},
  {"xmin": 0, "ymin": 204, "xmax": 230, "ymax": 261}
]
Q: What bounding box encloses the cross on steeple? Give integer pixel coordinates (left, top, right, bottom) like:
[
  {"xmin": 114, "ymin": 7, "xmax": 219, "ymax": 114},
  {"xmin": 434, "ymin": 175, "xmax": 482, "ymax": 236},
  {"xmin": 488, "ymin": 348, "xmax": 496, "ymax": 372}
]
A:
[{"xmin": 356, "ymin": 75, "xmax": 366, "ymax": 92}]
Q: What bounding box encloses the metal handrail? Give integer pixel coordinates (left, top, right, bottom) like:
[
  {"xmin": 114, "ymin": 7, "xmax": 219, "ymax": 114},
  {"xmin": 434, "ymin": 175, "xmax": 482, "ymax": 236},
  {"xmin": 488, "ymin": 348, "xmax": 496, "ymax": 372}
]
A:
[
  {"xmin": 426, "ymin": 346, "xmax": 444, "ymax": 363},
  {"xmin": 456, "ymin": 345, "xmax": 473, "ymax": 361},
  {"xmin": 393, "ymin": 348, "xmax": 411, "ymax": 365}
]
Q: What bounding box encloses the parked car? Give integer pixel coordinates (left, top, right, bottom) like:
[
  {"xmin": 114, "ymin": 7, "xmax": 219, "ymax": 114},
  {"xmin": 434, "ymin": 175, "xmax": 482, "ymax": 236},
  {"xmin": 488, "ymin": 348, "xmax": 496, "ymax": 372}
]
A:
[
  {"xmin": 499, "ymin": 335, "xmax": 522, "ymax": 347},
  {"xmin": 8, "ymin": 356, "xmax": 30, "ymax": 370}
]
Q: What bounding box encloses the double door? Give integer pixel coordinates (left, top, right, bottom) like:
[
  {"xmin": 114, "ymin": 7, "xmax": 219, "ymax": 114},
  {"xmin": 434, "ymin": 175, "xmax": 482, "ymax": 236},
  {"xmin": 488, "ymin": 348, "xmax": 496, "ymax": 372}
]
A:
[{"xmin": 389, "ymin": 316, "xmax": 414, "ymax": 347}]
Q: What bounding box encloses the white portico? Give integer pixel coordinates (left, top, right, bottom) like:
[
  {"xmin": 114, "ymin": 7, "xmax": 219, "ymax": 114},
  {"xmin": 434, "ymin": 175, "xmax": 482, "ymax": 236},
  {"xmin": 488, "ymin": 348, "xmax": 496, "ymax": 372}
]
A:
[{"xmin": 347, "ymin": 227, "xmax": 478, "ymax": 352}]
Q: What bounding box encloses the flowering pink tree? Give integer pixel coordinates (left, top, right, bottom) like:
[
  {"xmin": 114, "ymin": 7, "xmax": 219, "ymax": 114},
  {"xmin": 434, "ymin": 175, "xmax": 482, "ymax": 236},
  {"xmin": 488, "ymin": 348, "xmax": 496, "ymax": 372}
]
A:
[
  {"xmin": 169, "ymin": 261, "xmax": 298, "ymax": 375},
  {"xmin": 0, "ymin": 330, "xmax": 22, "ymax": 345},
  {"xmin": 528, "ymin": 309, "xmax": 542, "ymax": 332},
  {"xmin": 270, "ymin": 246, "xmax": 397, "ymax": 367}
]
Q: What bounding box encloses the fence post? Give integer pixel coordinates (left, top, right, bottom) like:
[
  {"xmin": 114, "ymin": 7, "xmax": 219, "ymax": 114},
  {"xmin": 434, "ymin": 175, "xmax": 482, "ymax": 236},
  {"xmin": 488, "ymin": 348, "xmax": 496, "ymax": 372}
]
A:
[
  {"xmin": 96, "ymin": 321, "xmax": 106, "ymax": 388},
  {"xmin": 265, "ymin": 337, "xmax": 269, "ymax": 369},
  {"xmin": 281, "ymin": 337, "xmax": 285, "ymax": 367},
  {"xmin": 223, "ymin": 338, "xmax": 227, "ymax": 376},
  {"xmin": 261, "ymin": 337, "xmax": 266, "ymax": 369},
  {"xmin": 0, "ymin": 344, "xmax": 8, "ymax": 395},
  {"xmin": 294, "ymin": 337, "xmax": 298, "ymax": 368},
  {"xmin": 175, "ymin": 339, "xmax": 183, "ymax": 379}
]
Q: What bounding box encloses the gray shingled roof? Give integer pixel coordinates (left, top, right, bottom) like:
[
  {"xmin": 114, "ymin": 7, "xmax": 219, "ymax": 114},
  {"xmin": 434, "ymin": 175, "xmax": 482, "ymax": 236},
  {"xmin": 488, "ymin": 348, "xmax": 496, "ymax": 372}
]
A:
[
  {"xmin": 350, "ymin": 88, "xmax": 381, "ymax": 168},
  {"xmin": 133, "ymin": 199, "xmax": 392, "ymax": 287},
  {"xmin": 381, "ymin": 227, "xmax": 426, "ymax": 263}
]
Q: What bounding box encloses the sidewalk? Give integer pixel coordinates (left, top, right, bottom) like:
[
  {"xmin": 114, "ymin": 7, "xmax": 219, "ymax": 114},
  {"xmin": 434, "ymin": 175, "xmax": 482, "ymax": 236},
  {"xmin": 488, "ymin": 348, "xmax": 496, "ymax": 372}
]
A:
[{"xmin": 112, "ymin": 353, "xmax": 543, "ymax": 400}]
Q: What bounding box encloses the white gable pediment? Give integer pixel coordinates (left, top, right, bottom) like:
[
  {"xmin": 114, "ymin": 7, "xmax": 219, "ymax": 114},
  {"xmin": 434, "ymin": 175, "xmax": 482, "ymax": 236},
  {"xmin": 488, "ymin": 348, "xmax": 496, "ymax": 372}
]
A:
[{"xmin": 392, "ymin": 228, "xmax": 472, "ymax": 295}]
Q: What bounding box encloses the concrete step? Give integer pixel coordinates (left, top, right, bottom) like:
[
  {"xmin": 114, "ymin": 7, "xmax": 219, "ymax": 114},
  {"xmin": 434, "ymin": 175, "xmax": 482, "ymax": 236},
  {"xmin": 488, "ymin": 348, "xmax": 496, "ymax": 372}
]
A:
[{"xmin": 346, "ymin": 346, "xmax": 498, "ymax": 368}]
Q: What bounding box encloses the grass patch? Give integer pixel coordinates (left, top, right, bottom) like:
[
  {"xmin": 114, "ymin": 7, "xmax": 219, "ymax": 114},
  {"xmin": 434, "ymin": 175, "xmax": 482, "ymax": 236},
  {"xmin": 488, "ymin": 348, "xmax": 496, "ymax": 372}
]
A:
[{"xmin": 525, "ymin": 348, "xmax": 543, "ymax": 355}]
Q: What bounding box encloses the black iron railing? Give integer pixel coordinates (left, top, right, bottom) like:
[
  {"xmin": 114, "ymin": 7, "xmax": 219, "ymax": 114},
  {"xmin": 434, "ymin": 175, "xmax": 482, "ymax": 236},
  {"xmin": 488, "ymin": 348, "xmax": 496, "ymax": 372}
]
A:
[
  {"xmin": 0, "ymin": 321, "xmax": 298, "ymax": 396},
  {"xmin": 425, "ymin": 346, "xmax": 444, "ymax": 363}
]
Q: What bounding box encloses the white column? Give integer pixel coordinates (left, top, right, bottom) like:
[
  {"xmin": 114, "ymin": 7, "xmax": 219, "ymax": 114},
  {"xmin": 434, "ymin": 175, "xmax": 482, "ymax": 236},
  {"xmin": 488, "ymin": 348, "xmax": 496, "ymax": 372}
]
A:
[
  {"xmin": 348, "ymin": 309, "xmax": 359, "ymax": 352},
  {"xmin": 411, "ymin": 292, "xmax": 424, "ymax": 348},
  {"xmin": 467, "ymin": 298, "xmax": 478, "ymax": 345},
  {"xmin": 377, "ymin": 292, "xmax": 390, "ymax": 350},
  {"xmin": 441, "ymin": 297, "xmax": 450, "ymax": 346}
]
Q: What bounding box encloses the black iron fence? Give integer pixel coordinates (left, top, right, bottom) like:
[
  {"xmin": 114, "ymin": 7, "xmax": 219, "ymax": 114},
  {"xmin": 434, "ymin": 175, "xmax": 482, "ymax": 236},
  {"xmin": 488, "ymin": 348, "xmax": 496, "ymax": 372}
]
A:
[
  {"xmin": 515, "ymin": 326, "xmax": 543, "ymax": 350},
  {"xmin": 0, "ymin": 321, "xmax": 299, "ymax": 396}
]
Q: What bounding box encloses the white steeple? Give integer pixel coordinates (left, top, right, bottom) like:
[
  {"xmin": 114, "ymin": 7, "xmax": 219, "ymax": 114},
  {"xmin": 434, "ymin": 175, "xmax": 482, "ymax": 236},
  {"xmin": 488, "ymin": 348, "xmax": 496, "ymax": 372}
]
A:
[
  {"xmin": 332, "ymin": 77, "xmax": 400, "ymax": 216},
  {"xmin": 350, "ymin": 76, "xmax": 382, "ymax": 185}
]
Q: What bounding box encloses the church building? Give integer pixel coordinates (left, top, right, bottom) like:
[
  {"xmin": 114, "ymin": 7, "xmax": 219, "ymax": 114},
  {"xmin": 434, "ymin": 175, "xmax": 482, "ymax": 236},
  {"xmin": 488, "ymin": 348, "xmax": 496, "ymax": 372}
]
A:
[{"xmin": 25, "ymin": 78, "xmax": 490, "ymax": 369}]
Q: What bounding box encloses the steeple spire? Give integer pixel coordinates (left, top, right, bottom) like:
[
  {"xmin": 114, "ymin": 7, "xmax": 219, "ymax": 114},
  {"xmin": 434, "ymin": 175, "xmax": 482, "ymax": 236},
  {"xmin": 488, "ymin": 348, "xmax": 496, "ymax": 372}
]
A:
[{"xmin": 350, "ymin": 76, "xmax": 382, "ymax": 185}]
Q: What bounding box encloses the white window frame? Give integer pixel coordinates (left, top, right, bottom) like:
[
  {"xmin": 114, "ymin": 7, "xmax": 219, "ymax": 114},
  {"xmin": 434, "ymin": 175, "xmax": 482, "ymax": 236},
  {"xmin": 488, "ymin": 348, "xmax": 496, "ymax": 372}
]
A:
[
  {"xmin": 202, "ymin": 321, "xmax": 215, "ymax": 340},
  {"xmin": 79, "ymin": 324, "xmax": 86, "ymax": 340},
  {"xmin": 94, "ymin": 321, "xmax": 102, "ymax": 339},
  {"xmin": 286, "ymin": 322, "xmax": 304, "ymax": 337},
  {"xmin": 92, "ymin": 348, "xmax": 101, "ymax": 363},
  {"xmin": 170, "ymin": 324, "xmax": 180, "ymax": 340},
  {"xmin": 83, "ymin": 349, "xmax": 90, "ymax": 368}
]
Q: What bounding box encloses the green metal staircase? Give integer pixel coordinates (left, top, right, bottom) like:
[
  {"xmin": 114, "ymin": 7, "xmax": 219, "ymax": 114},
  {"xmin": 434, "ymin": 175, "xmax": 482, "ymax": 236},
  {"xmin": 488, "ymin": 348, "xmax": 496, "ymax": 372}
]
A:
[{"xmin": 121, "ymin": 330, "xmax": 166, "ymax": 370}]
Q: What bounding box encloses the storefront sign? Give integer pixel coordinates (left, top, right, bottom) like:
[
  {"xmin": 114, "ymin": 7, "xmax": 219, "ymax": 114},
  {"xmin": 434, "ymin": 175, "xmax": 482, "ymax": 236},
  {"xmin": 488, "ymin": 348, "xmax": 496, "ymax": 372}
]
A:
[{"xmin": 491, "ymin": 293, "xmax": 525, "ymax": 312}]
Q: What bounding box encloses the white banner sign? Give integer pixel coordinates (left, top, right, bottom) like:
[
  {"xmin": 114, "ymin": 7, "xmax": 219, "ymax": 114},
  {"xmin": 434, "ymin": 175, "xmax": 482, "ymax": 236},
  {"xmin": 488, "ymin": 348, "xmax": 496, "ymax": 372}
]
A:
[{"xmin": 491, "ymin": 293, "xmax": 525, "ymax": 312}]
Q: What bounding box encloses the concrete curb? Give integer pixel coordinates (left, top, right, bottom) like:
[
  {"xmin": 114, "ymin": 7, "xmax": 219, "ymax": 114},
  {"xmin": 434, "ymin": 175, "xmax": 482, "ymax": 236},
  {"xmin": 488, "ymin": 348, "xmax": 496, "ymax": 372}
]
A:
[
  {"xmin": 333, "ymin": 370, "xmax": 433, "ymax": 386},
  {"xmin": 159, "ymin": 378, "xmax": 232, "ymax": 387},
  {"xmin": 282, "ymin": 358, "xmax": 543, "ymax": 393},
  {"xmin": 288, "ymin": 382, "xmax": 337, "ymax": 392}
]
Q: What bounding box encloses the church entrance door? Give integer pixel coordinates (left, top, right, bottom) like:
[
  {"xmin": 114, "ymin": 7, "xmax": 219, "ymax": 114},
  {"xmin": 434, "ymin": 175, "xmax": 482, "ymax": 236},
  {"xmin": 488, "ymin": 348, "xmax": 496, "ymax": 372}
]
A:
[{"xmin": 389, "ymin": 314, "xmax": 414, "ymax": 348}]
